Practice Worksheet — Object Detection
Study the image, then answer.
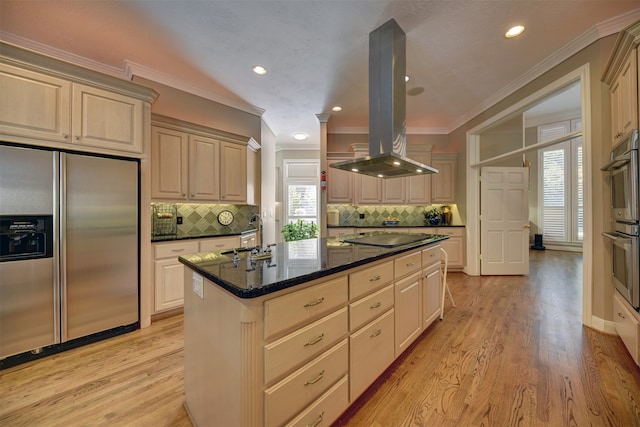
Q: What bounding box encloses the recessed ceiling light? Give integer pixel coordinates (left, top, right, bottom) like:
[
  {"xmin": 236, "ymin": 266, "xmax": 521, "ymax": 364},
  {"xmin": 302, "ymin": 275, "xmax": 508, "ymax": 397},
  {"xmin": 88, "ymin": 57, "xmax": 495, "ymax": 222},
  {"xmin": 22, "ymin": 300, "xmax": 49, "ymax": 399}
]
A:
[
  {"xmin": 332, "ymin": 106, "xmax": 342, "ymax": 112},
  {"xmin": 505, "ymin": 25, "xmax": 525, "ymax": 38},
  {"xmin": 252, "ymin": 65, "xmax": 267, "ymax": 75},
  {"xmin": 293, "ymin": 132, "xmax": 308, "ymax": 141}
]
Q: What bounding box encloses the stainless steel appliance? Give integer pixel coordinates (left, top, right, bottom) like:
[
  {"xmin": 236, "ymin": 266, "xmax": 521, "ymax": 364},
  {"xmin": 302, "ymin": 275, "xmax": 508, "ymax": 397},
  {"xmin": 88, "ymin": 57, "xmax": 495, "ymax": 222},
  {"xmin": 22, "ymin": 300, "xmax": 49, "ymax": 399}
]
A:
[
  {"xmin": 602, "ymin": 222, "xmax": 639, "ymax": 310},
  {"xmin": 601, "ymin": 129, "xmax": 638, "ymax": 223},
  {"xmin": 602, "ymin": 129, "xmax": 640, "ymax": 311},
  {"xmin": 0, "ymin": 144, "xmax": 139, "ymax": 364}
]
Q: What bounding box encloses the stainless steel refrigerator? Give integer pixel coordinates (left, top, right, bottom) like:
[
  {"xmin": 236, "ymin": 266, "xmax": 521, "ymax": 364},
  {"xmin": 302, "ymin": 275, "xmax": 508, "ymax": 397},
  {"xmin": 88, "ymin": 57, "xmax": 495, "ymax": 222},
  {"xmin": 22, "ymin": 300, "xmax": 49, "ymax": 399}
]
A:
[{"xmin": 0, "ymin": 145, "xmax": 139, "ymax": 361}]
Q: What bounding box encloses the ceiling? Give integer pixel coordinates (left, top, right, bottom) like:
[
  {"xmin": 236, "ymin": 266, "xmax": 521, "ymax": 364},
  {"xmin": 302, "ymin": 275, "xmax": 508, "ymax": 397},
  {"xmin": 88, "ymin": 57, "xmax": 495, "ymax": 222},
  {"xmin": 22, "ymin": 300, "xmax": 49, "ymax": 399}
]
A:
[{"xmin": 1, "ymin": 1, "xmax": 639, "ymax": 148}]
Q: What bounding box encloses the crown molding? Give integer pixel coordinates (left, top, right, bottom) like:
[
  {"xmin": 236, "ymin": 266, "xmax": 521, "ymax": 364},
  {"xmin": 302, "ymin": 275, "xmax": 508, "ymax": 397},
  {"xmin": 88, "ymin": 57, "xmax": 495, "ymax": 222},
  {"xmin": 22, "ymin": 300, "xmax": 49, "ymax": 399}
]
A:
[
  {"xmin": 247, "ymin": 137, "xmax": 261, "ymax": 152},
  {"xmin": 276, "ymin": 142, "xmax": 320, "ymax": 152},
  {"xmin": 449, "ymin": 10, "xmax": 640, "ymax": 133},
  {"xmin": 0, "ymin": 31, "xmax": 126, "ymax": 78}
]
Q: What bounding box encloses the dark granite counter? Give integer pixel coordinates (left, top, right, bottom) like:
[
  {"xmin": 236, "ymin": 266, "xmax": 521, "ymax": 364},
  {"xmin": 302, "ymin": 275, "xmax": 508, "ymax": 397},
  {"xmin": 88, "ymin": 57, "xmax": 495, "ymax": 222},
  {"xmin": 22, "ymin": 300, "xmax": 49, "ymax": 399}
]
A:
[
  {"xmin": 152, "ymin": 228, "xmax": 258, "ymax": 242},
  {"xmin": 179, "ymin": 231, "xmax": 448, "ymax": 299},
  {"xmin": 329, "ymin": 224, "xmax": 465, "ymax": 229}
]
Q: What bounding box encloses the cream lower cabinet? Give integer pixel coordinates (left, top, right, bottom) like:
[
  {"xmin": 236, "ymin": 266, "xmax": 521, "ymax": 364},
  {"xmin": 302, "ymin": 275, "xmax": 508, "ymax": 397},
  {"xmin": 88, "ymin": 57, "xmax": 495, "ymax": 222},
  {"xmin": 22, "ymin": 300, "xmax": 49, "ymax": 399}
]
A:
[
  {"xmin": 613, "ymin": 292, "xmax": 640, "ymax": 366},
  {"xmin": 153, "ymin": 236, "xmax": 239, "ymax": 314},
  {"xmin": 153, "ymin": 240, "xmax": 199, "ymax": 313},
  {"xmin": 393, "ymin": 251, "xmax": 423, "ymax": 356},
  {"xmin": 422, "ymin": 245, "xmax": 442, "ymax": 329}
]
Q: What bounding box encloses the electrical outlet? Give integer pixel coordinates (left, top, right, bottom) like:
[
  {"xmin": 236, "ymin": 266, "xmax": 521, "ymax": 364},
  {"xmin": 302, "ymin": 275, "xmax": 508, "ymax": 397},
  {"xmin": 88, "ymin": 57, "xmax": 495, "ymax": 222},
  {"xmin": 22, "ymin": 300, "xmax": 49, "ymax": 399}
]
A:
[
  {"xmin": 177, "ymin": 216, "xmax": 183, "ymax": 224},
  {"xmin": 359, "ymin": 213, "xmax": 365, "ymax": 219}
]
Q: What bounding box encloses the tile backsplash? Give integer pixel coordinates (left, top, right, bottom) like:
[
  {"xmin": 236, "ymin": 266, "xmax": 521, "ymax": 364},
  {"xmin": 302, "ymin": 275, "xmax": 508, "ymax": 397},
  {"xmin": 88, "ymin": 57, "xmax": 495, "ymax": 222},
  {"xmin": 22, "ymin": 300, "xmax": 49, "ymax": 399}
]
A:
[
  {"xmin": 151, "ymin": 203, "xmax": 259, "ymax": 239},
  {"xmin": 328, "ymin": 204, "xmax": 461, "ymax": 227}
]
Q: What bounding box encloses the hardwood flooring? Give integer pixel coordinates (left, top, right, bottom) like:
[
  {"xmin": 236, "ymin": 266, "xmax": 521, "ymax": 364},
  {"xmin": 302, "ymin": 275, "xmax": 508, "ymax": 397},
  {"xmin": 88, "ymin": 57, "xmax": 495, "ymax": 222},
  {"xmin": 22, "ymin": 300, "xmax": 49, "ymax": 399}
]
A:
[{"xmin": 1, "ymin": 250, "xmax": 639, "ymax": 426}]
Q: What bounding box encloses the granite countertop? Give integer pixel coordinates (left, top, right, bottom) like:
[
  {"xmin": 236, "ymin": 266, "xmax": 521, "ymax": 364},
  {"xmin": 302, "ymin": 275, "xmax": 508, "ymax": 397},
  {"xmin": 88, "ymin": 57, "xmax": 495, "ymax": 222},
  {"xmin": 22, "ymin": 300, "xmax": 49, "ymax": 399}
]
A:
[
  {"xmin": 179, "ymin": 231, "xmax": 448, "ymax": 299},
  {"xmin": 331, "ymin": 224, "xmax": 466, "ymax": 228},
  {"xmin": 152, "ymin": 228, "xmax": 258, "ymax": 242}
]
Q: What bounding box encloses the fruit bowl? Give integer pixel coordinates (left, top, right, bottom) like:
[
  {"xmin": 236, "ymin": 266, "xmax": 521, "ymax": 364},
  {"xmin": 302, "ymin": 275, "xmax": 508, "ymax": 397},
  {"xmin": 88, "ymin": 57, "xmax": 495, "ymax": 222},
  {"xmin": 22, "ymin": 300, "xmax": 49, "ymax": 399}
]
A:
[{"xmin": 382, "ymin": 220, "xmax": 400, "ymax": 226}]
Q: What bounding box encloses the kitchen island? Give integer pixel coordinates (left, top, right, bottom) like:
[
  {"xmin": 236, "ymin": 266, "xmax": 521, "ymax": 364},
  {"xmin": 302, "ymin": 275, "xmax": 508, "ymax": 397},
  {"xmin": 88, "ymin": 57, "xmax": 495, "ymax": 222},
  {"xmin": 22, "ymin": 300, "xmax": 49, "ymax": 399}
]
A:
[{"xmin": 179, "ymin": 232, "xmax": 447, "ymax": 427}]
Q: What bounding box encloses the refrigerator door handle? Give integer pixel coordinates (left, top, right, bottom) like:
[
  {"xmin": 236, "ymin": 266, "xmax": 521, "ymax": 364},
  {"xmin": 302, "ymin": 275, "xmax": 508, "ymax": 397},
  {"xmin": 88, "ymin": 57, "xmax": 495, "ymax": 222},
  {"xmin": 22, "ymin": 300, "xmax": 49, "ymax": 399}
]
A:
[{"xmin": 59, "ymin": 153, "xmax": 68, "ymax": 343}]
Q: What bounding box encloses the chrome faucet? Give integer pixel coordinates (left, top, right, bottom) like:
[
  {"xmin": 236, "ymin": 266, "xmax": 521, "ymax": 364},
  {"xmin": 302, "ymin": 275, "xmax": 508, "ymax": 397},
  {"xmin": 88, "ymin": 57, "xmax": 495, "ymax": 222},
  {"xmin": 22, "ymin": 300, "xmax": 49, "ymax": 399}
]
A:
[{"xmin": 249, "ymin": 213, "xmax": 263, "ymax": 251}]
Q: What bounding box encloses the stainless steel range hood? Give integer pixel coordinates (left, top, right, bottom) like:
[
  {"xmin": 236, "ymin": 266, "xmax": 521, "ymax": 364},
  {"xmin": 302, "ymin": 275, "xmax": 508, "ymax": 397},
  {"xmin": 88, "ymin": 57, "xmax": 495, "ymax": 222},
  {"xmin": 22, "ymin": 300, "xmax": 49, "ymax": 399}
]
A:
[{"xmin": 330, "ymin": 19, "xmax": 438, "ymax": 179}]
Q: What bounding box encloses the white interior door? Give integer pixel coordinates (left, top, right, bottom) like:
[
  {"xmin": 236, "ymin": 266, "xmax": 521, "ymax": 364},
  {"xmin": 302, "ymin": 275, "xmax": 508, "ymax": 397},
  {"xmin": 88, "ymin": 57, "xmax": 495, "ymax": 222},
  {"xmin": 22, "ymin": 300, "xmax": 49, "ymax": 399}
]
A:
[{"xmin": 480, "ymin": 167, "xmax": 530, "ymax": 275}]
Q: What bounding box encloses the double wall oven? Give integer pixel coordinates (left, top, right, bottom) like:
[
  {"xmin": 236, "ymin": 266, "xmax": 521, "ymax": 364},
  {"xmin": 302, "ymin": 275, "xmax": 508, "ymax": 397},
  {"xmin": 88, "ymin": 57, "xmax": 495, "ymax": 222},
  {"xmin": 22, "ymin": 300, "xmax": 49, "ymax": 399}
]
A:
[{"xmin": 602, "ymin": 129, "xmax": 639, "ymax": 311}]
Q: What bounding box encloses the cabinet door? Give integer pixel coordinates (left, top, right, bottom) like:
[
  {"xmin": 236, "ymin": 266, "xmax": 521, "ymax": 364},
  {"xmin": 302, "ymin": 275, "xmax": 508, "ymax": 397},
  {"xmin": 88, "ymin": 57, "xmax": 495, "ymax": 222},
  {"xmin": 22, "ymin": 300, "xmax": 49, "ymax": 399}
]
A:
[
  {"xmin": 355, "ymin": 174, "xmax": 382, "ymax": 204},
  {"xmin": 154, "ymin": 258, "xmax": 185, "ymax": 312},
  {"xmin": 327, "ymin": 159, "xmax": 354, "ymax": 203},
  {"xmin": 432, "ymin": 154, "xmax": 457, "ymax": 203},
  {"xmin": 220, "ymin": 141, "xmax": 247, "ymax": 202},
  {"xmin": 382, "ymin": 177, "xmax": 406, "ymax": 204},
  {"xmin": 616, "ymin": 51, "xmax": 638, "ymax": 143},
  {"xmin": 394, "ymin": 271, "xmax": 423, "ymax": 357},
  {"xmin": 349, "ymin": 308, "xmax": 394, "ymax": 400},
  {"xmin": 189, "ymin": 135, "xmax": 220, "ymax": 201},
  {"xmin": 151, "ymin": 127, "xmax": 188, "ymax": 199},
  {"xmin": 422, "ymin": 264, "xmax": 441, "ymax": 329},
  {"xmin": 0, "ymin": 63, "xmax": 71, "ymax": 143},
  {"xmin": 407, "ymin": 152, "xmax": 432, "ymax": 204},
  {"xmin": 72, "ymin": 83, "xmax": 144, "ymax": 153}
]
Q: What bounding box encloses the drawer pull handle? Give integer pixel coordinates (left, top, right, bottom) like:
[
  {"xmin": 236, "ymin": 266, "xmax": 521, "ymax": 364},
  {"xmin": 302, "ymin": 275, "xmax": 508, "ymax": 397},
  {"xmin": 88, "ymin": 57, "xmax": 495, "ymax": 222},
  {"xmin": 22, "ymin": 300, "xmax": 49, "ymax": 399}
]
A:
[
  {"xmin": 370, "ymin": 301, "xmax": 381, "ymax": 309},
  {"xmin": 304, "ymin": 370, "xmax": 325, "ymax": 386},
  {"xmin": 304, "ymin": 333, "xmax": 324, "ymax": 346},
  {"xmin": 406, "ymin": 262, "xmax": 415, "ymax": 266},
  {"xmin": 369, "ymin": 275, "xmax": 381, "ymax": 282},
  {"xmin": 370, "ymin": 329, "xmax": 382, "ymax": 338},
  {"xmin": 171, "ymin": 249, "xmax": 185, "ymax": 252},
  {"xmin": 618, "ymin": 312, "xmax": 626, "ymax": 319},
  {"xmin": 304, "ymin": 297, "xmax": 325, "ymax": 307},
  {"xmin": 307, "ymin": 411, "xmax": 325, "ymax": 427}
]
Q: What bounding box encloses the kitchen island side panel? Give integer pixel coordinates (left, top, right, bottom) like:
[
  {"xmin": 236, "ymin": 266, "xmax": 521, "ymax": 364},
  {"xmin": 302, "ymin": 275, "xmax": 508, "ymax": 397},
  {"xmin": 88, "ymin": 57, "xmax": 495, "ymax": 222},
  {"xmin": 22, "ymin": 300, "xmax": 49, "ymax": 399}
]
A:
[{"xmin": 183, "ymin": 268, "xmax": 264, "ymax": 427}]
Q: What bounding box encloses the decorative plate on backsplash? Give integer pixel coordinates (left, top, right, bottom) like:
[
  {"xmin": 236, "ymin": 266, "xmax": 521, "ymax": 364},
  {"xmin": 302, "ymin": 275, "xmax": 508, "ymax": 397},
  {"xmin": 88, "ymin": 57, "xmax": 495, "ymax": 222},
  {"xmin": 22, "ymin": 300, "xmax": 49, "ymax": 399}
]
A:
[{"xmin": 217, "ymin": 210, "xmax": 234, "ymax": 226}]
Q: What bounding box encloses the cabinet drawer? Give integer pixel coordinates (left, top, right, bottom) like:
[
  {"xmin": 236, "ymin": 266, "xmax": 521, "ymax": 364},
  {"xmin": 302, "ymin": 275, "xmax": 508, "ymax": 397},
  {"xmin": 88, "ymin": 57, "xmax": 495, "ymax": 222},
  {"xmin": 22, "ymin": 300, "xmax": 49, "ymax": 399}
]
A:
[
  {"xmin": 154, "ymin": 241, "xmax": 199, "ymax": 259},
  {"xmin": 349, "ymin": 261, "xmax": 393, "ymax": 300},
  {"xmin": 394, "ymin": 250, "xmax": 421, "ymax": 278},
  {"xmin": 265, "ymin": 276, "xmax": 348, "ymax": 340},
  {"xmin": 284, "ymin": 375, "xmax": 349, "ymax": 427},
  {"xmin": 349, "ymin": 284, "xmax": 394, "ymax": 332},
  {"xmin": 613, "ymin": 292, "xmax": 640, "ymax": 365},
  {"xmin": 349, "ymin": 308, "xmax": 395, "ymax": 400},
  {"xmin": 199, "ymin": 236, "xmax": 238, "ymax": 252},
  {"xmin": 265, "ymin": 308, "xmax": 348, "ymax": 385},
  {"xmin": 422, "ymin": 244, "xmax": 441, "ymax": 268},
  {"xmin": 265, "ymin": 340, "xmax": 348, "ymax": 427}
]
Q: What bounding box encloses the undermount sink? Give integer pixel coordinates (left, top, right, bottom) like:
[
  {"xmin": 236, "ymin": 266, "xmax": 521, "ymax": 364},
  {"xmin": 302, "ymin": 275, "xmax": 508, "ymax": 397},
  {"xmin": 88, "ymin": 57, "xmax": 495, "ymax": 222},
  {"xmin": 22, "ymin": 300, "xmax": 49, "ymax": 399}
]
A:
[{"xmin": 342, "ymin": 232, "xmax": 432, "ymax": 248}]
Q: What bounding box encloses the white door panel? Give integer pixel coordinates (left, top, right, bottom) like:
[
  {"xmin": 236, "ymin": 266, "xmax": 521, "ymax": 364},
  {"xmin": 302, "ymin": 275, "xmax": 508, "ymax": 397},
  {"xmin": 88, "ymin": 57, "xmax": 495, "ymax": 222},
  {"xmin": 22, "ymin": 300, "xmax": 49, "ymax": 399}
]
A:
[{"xmin": 481, "ymin": 167, "xmax": 529, "ymax": 275}]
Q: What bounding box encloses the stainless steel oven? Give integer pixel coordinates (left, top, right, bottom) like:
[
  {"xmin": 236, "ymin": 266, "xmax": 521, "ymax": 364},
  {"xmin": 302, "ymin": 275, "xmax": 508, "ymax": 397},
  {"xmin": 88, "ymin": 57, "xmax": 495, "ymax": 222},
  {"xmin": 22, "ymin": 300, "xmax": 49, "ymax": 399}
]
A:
[
  {"xmin": 601, "ymin": 130, "xmax": 638, "ymax": 223},
  {"xmin": 603, "ymin": 222, "xmax": 639, "ymax": 311}
]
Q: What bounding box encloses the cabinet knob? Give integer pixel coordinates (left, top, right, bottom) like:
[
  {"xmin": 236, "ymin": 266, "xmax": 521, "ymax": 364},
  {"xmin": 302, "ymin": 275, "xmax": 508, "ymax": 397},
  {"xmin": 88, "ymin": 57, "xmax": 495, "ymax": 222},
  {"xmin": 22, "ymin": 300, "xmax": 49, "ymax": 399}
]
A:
[
  {"xmin": 617, "ymin": 312, "xmax": 626, "ymax": 319},
  {"xmin": 74, "ymin": 135, "xmax": 80, "ymax": 141},
  {"xmin": 62, "ymin": 132, "xmax": 68, "ymax": 139}
]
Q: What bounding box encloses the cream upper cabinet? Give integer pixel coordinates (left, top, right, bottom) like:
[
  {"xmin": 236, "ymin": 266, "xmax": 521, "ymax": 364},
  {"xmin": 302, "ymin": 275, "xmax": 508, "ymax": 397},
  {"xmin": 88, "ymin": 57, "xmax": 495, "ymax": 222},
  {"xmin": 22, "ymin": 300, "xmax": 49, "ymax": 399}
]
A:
[
  {"xmin": 431, "ymin": 153, "xmax": 457, "ymax": 203},
  {"xmin": 355, "ymin": 173, "xmax": 383, "ymax": 204},
  {"xmin": 407, "ymin": 149, "xmax": 432, "ymax": 204},
  {"xmin": 220, "ymin": 141, "xmax": 247, "ymax": 202},
  {"xmin": 603, "ymin": 23, "xmax": 640, "ymax": 146},
  {"xmin": 610, "ymin": 49, "xmax": 638, "ymax": 144},
  {"xmin": 189, "ymin": 135, "xmax": 220, "ymax": 201},
  {"xmin": 1, "ymin": 63, "xmax": 71, "ymax": 144},
  {"xmin": 1, "ymin": 63, "xmax": 146, "ymax": 155},
  {"xmin": 151, "ymin": 116, "xmax": 248, "ymax": 203},
  {"xmin": 382, "ymin": 177, "xmax": 407, "ymax": 204},
  {"xmin": 327, "ymin": 157, "xmax": 354, "ymax": 204},
  {"xmin": 151, "ymin": 126, "xmax": 188, "ymax": 200}
]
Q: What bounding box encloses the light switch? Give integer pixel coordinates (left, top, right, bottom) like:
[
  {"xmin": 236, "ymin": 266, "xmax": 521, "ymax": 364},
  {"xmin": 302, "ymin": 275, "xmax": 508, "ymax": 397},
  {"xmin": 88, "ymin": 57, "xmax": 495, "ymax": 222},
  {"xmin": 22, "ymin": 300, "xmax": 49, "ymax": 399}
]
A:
[{"xmin": 192, "ymin": 273, "xmax": 204, "ymax": 299}]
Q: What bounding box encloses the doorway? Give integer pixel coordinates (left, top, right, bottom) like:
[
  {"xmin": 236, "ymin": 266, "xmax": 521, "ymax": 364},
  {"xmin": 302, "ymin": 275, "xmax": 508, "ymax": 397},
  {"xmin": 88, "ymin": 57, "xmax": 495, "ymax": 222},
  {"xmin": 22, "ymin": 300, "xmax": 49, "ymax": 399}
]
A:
[{"xmin": 466, "ymin": 64, "xmax": 592, "ymax": 325}]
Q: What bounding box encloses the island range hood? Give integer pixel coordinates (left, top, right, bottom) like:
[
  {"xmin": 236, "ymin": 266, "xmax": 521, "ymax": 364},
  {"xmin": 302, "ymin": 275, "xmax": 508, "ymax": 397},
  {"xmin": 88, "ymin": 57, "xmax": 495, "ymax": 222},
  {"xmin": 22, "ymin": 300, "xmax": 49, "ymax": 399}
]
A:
[{"xmin": 330, "ymin": 18, "xmax": 438, "ymax": 179}]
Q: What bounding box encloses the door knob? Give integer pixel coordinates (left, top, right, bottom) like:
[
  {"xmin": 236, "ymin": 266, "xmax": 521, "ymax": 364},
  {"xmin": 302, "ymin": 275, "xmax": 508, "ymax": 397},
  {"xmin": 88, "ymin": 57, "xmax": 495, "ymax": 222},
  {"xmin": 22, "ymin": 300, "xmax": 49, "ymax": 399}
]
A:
[{"xmin": 523, "ymin": 224, "xmax": 531, "ymax": 228}]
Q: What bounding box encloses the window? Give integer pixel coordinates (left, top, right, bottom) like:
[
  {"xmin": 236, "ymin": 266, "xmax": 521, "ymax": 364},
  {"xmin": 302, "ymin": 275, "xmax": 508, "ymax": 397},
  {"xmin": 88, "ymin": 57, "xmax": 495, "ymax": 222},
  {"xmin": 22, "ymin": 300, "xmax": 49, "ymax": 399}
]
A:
[
  {"xmin": 538, "ymin": 119, "xmax": 582, "ymax": 244},
  {"xmin": 283, "ymin": 160, "xmax": 320, "ymax": 227}
]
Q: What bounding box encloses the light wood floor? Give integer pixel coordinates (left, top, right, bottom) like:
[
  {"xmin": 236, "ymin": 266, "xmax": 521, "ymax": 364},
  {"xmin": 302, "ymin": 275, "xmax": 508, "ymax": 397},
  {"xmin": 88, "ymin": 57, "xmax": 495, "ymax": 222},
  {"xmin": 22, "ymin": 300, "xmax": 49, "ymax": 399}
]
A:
[{"xmin": 2, "ymin": 250, "xmax": 639, "ymax": 426}]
